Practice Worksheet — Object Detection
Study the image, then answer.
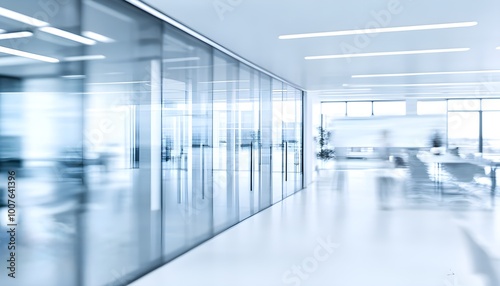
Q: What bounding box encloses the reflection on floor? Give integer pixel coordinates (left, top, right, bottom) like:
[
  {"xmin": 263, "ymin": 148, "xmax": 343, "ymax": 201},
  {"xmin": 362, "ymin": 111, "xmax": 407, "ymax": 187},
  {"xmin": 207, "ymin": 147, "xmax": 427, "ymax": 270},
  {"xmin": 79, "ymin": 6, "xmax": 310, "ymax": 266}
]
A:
[{"xmin": 131, "ymin": 164, "xmax": 500, "ymax": 286}]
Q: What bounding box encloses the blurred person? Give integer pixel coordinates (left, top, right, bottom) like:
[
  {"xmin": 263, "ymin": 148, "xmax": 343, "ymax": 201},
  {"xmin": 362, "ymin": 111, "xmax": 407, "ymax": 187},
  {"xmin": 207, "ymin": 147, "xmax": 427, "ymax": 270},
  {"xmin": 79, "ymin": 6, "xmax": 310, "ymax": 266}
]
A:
[{"xmin": 377, "ymin": 130, "xmax": 395, "ymax": 208}]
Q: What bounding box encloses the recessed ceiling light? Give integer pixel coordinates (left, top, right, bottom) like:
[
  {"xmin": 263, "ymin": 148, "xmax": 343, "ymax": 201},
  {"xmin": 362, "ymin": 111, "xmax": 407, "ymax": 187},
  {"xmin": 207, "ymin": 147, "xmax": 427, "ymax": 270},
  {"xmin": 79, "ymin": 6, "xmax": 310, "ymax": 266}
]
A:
[
  {"xmin": 0, "ymin": 29, "xmax": 5, "ymax": 33},
  {"xmin": 87, "ymin": 81, "xmax": 149, "ymax": 85},
  {"xmin": 82, "ymin": 31, "xmax": 115, "ymax": 43},
  {"xmin": 352, "ymin": 70, "xmax": 500, "ymax": 78},
  {"xmin": 0, "ymin": 45, "xmax": 59, "ymax": 63},
  {"xmin": 163, "ymin": 57, "xmax": 200, "ymax": 63},
  {"xmin": 313, "ymin": 88, "xmax": 372, "ymax": 92},
  {"xmin": 280, "ymin": 21, "xmax": 477, "ymax": 40},
  {"xmin": 62, "ymin": 75, "xmax": 86, "ymax": 79},
  {"xmin": 0, "ymin": 7, "xmax": 49, "ymax": 27},
  {"xmin": 0, "ymin": 31, "xmax": 33, "ymax": 40},
  {"xmin": 306, "ymin": 48, "xmax": 469, "ymax": 60},
  {"xmin": 39, "ymin": 27, "xmax": 96, "ymax": 45},
  {"xmin": 497, "ymin": 47, "xmax": 500, "ymax": 50},
  {"xmin": 343, "ymin": 81, "xmax": 500, "ymax": 88},
  {"xmin": 64, "ymin": 55, "xmax": 106, "ymax": 61}
]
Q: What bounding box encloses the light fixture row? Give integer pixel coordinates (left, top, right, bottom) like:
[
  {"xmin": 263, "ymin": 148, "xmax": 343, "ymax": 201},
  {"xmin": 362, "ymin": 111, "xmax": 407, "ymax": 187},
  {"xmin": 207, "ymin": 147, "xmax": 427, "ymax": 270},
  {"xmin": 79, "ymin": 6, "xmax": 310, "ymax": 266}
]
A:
[{"xmin": 0, "ymin": 7, "xmax": 115, "ymax": 62}]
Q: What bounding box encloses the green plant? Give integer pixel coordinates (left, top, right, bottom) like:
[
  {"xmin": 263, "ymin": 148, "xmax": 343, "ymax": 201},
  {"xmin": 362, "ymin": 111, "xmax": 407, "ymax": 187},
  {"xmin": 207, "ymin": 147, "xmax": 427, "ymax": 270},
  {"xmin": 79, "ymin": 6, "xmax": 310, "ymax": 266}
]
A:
[{"xmin": 315, "ymin": 126, "xmax": 335, "ymax": 160}]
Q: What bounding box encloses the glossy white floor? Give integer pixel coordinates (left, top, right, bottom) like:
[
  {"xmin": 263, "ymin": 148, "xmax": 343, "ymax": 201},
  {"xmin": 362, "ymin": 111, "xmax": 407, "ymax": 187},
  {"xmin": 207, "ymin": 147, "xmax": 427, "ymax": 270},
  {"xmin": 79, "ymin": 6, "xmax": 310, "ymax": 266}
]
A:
[{"xmin": 131, "ymin": 166, "xmax": 500, "ymax": 286}]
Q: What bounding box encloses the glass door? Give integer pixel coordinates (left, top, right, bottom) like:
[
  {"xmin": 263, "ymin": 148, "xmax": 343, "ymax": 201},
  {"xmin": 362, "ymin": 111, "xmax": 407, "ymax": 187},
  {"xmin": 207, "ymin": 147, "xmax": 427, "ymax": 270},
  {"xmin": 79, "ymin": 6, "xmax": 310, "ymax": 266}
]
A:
[
  {"xmin": 259, "ymin": 74, "xmax": 273, "ymax": 209},
  {"xmin": 272, "ymin": 80, "xmax": 284, "ymax": 203},
  {"xmin": 236, "ymin": 64, "xmax": 263, "ymax": 217},
  {"xmin": 283, "ymin": 86, "xmax": 297, "ymax": 197},
  {"xmin": 294, "ymin": 89, "xmax": 303, "ymax": 192}
]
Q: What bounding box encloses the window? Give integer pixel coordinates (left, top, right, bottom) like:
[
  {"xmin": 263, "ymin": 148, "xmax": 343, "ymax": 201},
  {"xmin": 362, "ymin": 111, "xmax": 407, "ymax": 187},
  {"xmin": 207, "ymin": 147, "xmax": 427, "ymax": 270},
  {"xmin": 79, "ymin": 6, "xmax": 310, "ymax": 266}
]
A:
[
  {"xmin": 417, "ymin": 100, "xmax": 447, "ymax": 115},
  {"xmin": 448, "ymin": 99, "xmax": 480, "ymax": 111},
  {"xmin": 347, "ymin": 101, "xmax": 372, "ymax": 117},
  {"xmin": 322, "ymin": 102, "xmax": 346, "ymax": 117},
  {"xmin": 448, "ymin": 112, "xmax": 480, "ymax": 154},
  {"xmin": 481, "ymin": 99, "xmax": 500, "ymax": 111},
  {"xmin": 482, "ymin": 112, "xmax": 500, "ymax": 153},
  {"xmin": 373, "ymin": 101, "xmax": 406, "ymax": 116}
]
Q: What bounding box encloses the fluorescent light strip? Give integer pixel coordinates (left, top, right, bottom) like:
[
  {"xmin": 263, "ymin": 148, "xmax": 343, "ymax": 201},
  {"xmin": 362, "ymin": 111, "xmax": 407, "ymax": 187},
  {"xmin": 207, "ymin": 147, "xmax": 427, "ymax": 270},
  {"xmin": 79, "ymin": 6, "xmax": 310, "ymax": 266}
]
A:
[
  {"xmin": 163, "ymin": 57, "xmax": 200, "ymax": 63},
  {"xmin": 87, "ymin": 81, "xmax": 149, "ymax": 85},
  {"xmin": 199, "ymin": 80, "xmax": 249, "ymax": 84},
  {"xmin": 62, "ymin": 75, "xmax": 86, "ymax": 79},
  {"xmin": 343, "ymin": 82, "xmax": 500, "ymax": 88},
  {"xmin": 39, "ymin": 27, "xmax": 96, "ymax": 45},
  {"xmin": 0, "ymin": 29, "xmax": 5, "ymax": 33},
  {"xmin": 0, "ymin": 45, "xmax": 58, "ymax": 63},
  {"xmin": 82, "ymin": 31, "xmax": 115, "ymax": 43},
  {"xmin": 64, "ymin": 55, "xmax": 106, "ymax": 61},
  {"xmin": 0, "ymin": 31, "xmax": 33, "ymax": 40},
  {"xmin": 0, "ymin": 7, "xmax": 49, "ymax": 27},
  {"xmin": 306, "ymin": 48, "xmax": 469, "ymax": 60},
  {"xmin": 280, "ymin": 22, "xmax": 477, "ymax": 40},
  {"xmin": 313, "ymin": 88, "xmax": 372, "ymax": 92},
  {"xmin": 352, "ymin": 69, "xmax": 500, "ymax": 78}
]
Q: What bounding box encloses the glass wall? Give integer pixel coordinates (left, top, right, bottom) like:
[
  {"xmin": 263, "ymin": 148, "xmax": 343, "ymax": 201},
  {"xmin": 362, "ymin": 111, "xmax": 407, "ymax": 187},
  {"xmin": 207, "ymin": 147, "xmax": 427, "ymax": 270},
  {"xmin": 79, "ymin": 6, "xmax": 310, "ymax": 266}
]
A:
[
  {"xmin": 418, "ymin": 99, "xmax": 500, "ymax": 154},
  {"xmin": 0, "ymin": 1, "xmax": 304, "ymax": 286}
]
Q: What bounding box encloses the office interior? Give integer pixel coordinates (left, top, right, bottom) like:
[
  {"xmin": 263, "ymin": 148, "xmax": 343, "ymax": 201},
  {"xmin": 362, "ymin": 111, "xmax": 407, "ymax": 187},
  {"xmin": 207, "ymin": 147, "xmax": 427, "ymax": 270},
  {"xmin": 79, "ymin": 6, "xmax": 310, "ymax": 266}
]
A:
[{"xmin": 0, "ymin": 0, "xmax": 499, "ymax": 285}]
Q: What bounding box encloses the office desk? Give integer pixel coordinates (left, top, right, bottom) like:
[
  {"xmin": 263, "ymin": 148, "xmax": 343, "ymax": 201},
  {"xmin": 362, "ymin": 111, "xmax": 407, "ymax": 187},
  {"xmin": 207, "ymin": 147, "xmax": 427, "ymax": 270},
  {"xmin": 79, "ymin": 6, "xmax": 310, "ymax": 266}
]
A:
[{"xmin": 417, "ymin": 152, "xmax": 498, "ymax": 206}]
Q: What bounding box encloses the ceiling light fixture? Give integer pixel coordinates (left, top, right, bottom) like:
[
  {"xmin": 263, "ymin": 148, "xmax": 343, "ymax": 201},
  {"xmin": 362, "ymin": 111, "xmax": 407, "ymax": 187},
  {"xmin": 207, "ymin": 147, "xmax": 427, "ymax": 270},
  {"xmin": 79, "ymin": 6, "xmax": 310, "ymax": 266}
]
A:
[
  {"xmin": 343, "ymin": 81, "xmax": 500, "ymax": 88},
  {"xmin": 306, "ymin": 48, "xmax": 469, "ymax": 60},
  {"xmin": 82, "ymin": 31, "xmax": 115, "ymax": 43},
  {"xmin": 39, "ymin": 27, "xmax": 96, "ymax": 45},
  {"xmin": 64, "ymin": 55, "xmax": 106, "ymax": 61},
  {"xmin": 0, "ymin": 7, "xmax": 49, "ymax": 27},
  {"xmin": 0, "ymin": 45, "xmax": 59, "ymax": 63},
  {"xmin": 163, "ymin": 57, "xmax": 200, "ymax": 63},
  {"xmin": 352, "ymin": 69, "xmax": 500, "ymax": 78},
  {"xmin": 0, "ymin": 31, "xmax": 33, "ymax": 40},
  {"xmin": 280, "ymin": 21, "xmax": 477, "ymax": 40}
]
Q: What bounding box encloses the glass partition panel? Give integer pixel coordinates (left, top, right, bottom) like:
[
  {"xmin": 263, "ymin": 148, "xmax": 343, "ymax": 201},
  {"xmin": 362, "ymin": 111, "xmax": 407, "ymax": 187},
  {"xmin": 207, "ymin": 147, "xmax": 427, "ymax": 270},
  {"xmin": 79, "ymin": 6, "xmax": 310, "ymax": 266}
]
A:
[
  {"xmin": 271, "ymin": 79, "xmax": 284, "ymax": 203},
  {"xmin": 260, "ymin": 74, "xmax": 273, "ymax": 208},
  {"xmin": 82, "ymin": 0, "xmax": 163, "ymax": 285},
  {"xmin": 161, "ymin": 23, "xmax": 213, "ymax": 260},
  {"xmin": 0, "ymin": 1, "xmax": 83, "ymax": 286},
  {"xmin": 212, "ymin": 50, "xmax": 239, "ymax": 232}
]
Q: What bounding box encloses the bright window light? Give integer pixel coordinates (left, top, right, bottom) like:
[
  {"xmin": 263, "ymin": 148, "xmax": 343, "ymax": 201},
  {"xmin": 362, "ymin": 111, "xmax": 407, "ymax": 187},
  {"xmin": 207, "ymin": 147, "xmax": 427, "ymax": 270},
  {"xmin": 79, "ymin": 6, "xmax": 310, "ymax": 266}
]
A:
[
  {"xmin": 306, "ymin": 48, "xmax": 469, "ymax": 60},
  {"xmin": 0, "ymin": 7, "xmax": 49, "ymax": 27},
  {"xmin": 0, "ymin": 31, "xmax": 33, "ymax": 40},
  {"xmin": 39, "ymin": 27, "xmax": 96, "ymax": 45},
  {"xmin": 352, "ymin": 70, "xmax": 500, "ymax": 78},
  {"xmin": 280, "ymin": 21, "xmax": 477, "ymax": 40},
  {"xmin": 0, "ymin": 45, "xmax": 59, "ymax": 63},
  {"xmin": 82, "ymin": 31, "xmax": 115, "ymax": 43}
]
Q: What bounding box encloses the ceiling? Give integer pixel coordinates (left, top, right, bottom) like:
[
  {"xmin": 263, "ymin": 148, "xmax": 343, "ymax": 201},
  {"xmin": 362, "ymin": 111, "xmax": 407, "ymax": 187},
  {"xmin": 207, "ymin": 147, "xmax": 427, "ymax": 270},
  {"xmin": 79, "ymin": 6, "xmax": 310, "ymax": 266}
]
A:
[{"xmin": 142, "ymin": 0, "xmax": 500, "ymax": 100}]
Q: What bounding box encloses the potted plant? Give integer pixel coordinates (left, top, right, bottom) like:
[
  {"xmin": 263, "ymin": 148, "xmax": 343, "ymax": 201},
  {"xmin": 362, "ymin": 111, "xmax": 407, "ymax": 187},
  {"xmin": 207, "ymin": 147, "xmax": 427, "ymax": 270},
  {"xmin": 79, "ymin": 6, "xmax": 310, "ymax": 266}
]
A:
[{"xmin": 315, "ymin": 126, "xmax": 335, "ymax": 161}]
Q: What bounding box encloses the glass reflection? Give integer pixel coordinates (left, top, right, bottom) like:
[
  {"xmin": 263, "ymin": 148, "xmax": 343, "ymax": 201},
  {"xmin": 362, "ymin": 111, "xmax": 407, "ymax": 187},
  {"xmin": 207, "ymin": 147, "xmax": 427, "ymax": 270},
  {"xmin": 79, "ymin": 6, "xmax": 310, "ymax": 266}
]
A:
[{"xmin": 0, "ymin": 1, "xmax": 304, "ymax": 285}]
